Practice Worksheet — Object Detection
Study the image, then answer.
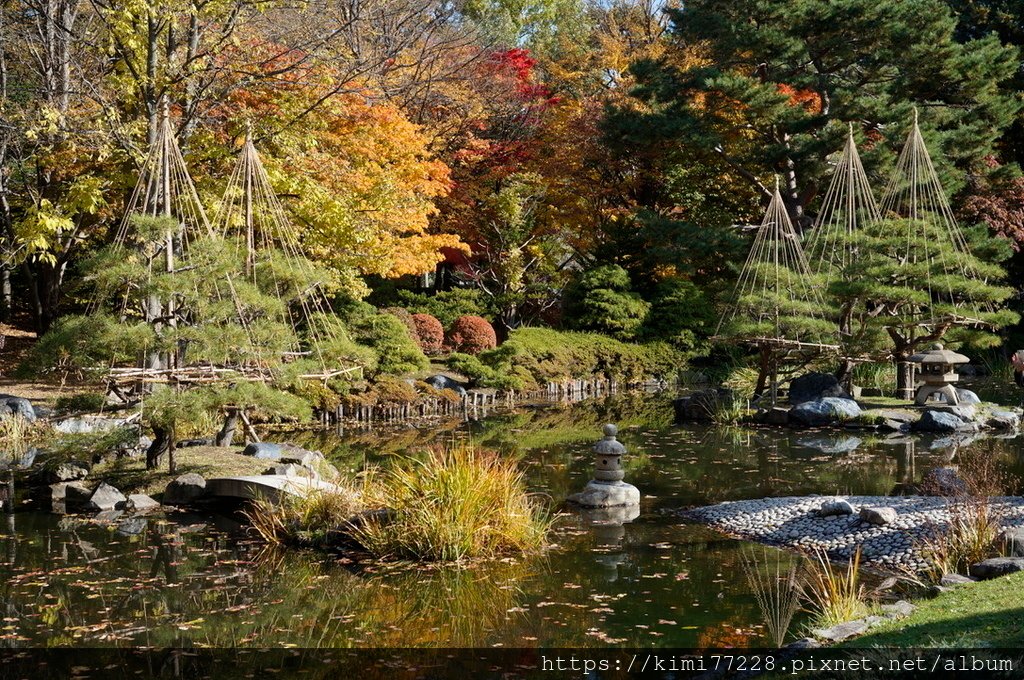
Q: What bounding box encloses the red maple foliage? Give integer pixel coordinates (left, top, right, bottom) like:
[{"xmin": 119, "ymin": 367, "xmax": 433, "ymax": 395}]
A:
[
  {"xmin": 445, "ymin": 315, "xmax": 498, "ymax": 355},
  {"xmin": 960, "ymin": 160, "xmax": 1024, "ymax": 251},
  {"xmin": 411, "ymin": 313, "xmax": 445, "ymax": 354}
]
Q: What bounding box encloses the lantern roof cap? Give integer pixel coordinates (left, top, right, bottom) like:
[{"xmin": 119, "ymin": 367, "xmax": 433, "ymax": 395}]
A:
[
  {"xmin": 908, "ymin": 343, "xmax": 969, "ymax": 365},
  {"xmin": 594, "ymin": 423, "xmax": 626, "ymax": 455}
]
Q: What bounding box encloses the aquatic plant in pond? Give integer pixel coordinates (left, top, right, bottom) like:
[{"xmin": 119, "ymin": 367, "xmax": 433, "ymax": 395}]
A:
[
  {"xmin": 352, "ymin": 443, "xmax": 552, "ymax": 561},
  {"xmin": 801, "ymin": 547, "xmax": 867, "ymax": 630}
]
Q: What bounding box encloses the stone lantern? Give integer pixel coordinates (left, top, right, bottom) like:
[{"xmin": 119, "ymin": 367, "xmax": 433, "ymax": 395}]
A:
[
  {"xmin": 568, "ymin": 424, "xmax": 640, "ymax": 509},
  {"xmin": 908, "ymin": 343, "xmax": 970, "ymax": 406}
]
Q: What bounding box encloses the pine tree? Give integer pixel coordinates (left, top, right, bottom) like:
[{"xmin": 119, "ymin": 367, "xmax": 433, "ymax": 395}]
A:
[{"xmin": 613, "ymin": 0, "xmax": 1022, "ymax": 229}]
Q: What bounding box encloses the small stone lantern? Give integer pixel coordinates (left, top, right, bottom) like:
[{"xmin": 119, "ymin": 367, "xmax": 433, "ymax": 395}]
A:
[
  {"xmin": 568, "ymin": 424, "xmax": 640, "ymax": 508},
  {"xmin": 908, "ymin": 343, "xmax": 970, "ymax": 406}
]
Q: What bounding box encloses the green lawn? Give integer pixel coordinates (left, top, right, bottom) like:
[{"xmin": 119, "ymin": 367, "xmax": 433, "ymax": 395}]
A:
[
  {"xmin": 90, "ymin": 445, "xmax": 268, "ymax": 497},
  {"xmin": 843, "ymin": 574, "xmax": 1024, "ymax": 647}
]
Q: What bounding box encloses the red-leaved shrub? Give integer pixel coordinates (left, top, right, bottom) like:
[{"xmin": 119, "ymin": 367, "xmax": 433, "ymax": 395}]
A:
[
  {"xmin": 411, "ymin": 313, "xmax": 445, "ymax": 354},
  {"xmin": 446, "ymin": 315, "xmax": 497, "ymax": 355}
]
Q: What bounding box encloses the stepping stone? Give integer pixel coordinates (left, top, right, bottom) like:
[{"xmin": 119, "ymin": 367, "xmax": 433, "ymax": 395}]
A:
[{"xmin": 969, "ymin": 557, "xmax": 1024, "ymax": 580}]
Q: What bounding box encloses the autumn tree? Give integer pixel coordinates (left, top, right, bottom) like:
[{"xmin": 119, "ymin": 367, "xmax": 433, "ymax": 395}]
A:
[{"xmin": 617, "ymin": 0, "xmax": 1022, "ymax": 231}]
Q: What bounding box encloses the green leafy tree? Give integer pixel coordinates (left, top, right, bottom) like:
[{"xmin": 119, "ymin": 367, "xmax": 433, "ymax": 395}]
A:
[
  {"xmin": 562, "ymin": 265, "xmax": 650, "ymax": 341},
  {"xmin": 830, "ymin": 219, "xmax": 1017, "ymax": 396},
  {"xmin": 614, "ymin": 0, "xmax": 1022, "ymax": 230}
]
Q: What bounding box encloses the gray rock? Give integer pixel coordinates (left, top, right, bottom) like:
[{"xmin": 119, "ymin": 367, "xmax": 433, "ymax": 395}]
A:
[
  {"xmin": 920, "ymin": 467, "xmax": 967, "ymax": 496},
  {"xmin": 567, "ymin": 480, "xmax": 640, "ymax": 508},
  {"xmin": 0, "ymin": 394, "xmax": 36, "ymax": 422},
  {"xmin": 784, "ymin": 638, "xmax": 822, "ymax": 650},
  {"xmin": 115, "ymin": 517, "xmax": 148, "ymax": 536},
  {"xmin": 956, "ymin": 389, "xmax": 981, "ymax": 404},
  {"xmin": 759, "ymin": 406, "xmax": 790, "ymax": 426},
  {"xmin": 860, "ymin": 506, "xmax": 898, "ymax": 526},
  {"xmin": 262, "ymin": 463, "xmax": 314, "ymax": 479},
  {"xmin": 83, "ymin": 482, "xmax": 126, "ymax": 512},
  {"xmin": 812, "ymin": 618, "xmax": 870, "ymax": 642},
  {"xmin": 986, "ymin": 410, "xmax": 1020, "ymax": 431},
  {"xmin": 998, "ymin": 527, "xmax": 1024, "ymax": 558},
  {"xmin": 797, "ymin": 435, "xmax": 862, "ymax": 454},
  {"xmin": 913, "ymin": 409, "xmax": 967, "ymax": 433},
  {"xmin": 425, "ymin": 374, "xmax": 468, "ymax": 397},
  {"xmin": 969, "ymin": 557, "xmax": 1024, "ymax": 580},
  {"xmin": 789, "ymin": 373, "xmax": 851, "ymax": 405},
  {"xmin": 881, "ymin": 600, "xmax": 915, "ymax": 618},
  {"xmin": 51, "ymin": 461, "xmax": 90, "ymax": 482},
  {"xmin": 816, "ymin": 499, "xmax": 856, "ymax": 517},
  {"xmin": 242, "ymin": 442, "xmax": 314, "ymax": 461},
  {"xmin": 162, "ymin": 473, "xmax": 207, "ymax": 505},
  {"xmin": 789, "ymin": 398, "xmax": 862, "ymax": 427},
  {"xmin": 53, "ymin": 416, "xmax": 129, "ymax": 434},
  {"xmin": 126, "ymin": 494, "xmax": 160, "ymax": 513},
  {"xmin": 62, "ymin": 481, "xmax": 93, "ymax": 509},
  {"xmin": 176, "ymin": 438, "xmax": 213, "ymax": 448},
  {"xmin": 280, "ymin": 449, "xmax": 325, "ymax": 468},
  {"xmin": 94, "ymin": 509, "xmax": 123, "ymax": 522},
  {"xmin": 939, "ymin": 573, "xmax": 976, "ymax": 586}
]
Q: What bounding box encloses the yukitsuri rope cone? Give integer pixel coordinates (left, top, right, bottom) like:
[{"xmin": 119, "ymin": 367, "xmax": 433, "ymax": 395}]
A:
[
  {"xmin": 215, "ymin": 127, "xmax": 360, "ymax": 382},
  {"xmin": 715, "ymin": 180, "xmax": 837, "ymax": 401}
]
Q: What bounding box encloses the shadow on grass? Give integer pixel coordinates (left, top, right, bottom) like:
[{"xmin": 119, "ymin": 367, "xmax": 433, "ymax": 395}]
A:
[{"xmin": 846, "ymin": 606, "xmax": 1024, "ymax": 647}]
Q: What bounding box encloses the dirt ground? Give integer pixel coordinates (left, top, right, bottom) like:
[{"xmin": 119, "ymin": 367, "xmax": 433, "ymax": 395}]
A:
[{"xmin": 0, "ymin": 322, "xmax": 95, "ymax": 407}]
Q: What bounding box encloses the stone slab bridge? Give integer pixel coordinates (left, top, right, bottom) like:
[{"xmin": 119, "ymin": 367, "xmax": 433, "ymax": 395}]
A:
[{"xmin": 205, "ymin": 475, "xmax": 342, "ymax": 504}]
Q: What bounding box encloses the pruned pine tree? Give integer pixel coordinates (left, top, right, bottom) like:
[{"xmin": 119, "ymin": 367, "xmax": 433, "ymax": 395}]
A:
[
  {"xmin": 717, "ymin": 183, "xmax": 836, "ymax": 399},
  {"xmin": 828, "ymin": 113, "xmax": 1017, "ymax": 398}
]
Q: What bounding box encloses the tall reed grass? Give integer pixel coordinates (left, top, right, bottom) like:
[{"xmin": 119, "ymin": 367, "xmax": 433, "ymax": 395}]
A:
[
  {"xmin": 800, "ymin": 547, "xmax": 866, "ymax": 630},
  {"xmin": 351, "ymin": 444, "xmax": 552, "ymax": 562},
  {"xmin": 741, "ymin": 547, "xmax": 801, "ymax": 647}
]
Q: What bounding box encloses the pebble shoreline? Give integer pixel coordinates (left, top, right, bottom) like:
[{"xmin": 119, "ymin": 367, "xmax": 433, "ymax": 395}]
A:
[{"xmin": 684, "ymin": 495, "xmax": 1024, "ymax": 572}]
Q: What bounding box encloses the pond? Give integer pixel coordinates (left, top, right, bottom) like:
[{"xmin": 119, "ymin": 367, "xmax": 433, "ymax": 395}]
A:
[{"xmin": 2, "ymin": 390, "xmax": 1023, "ymax": 648}]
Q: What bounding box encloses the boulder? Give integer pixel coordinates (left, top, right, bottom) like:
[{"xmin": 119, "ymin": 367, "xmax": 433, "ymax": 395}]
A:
[
  {"xmin": 115, "ymin": 517, "xmax": 148, "ymax": 536},
  {"xmin": 880, "ymin": 600, "xmax": 915, "ymax": 618},
  {"xmin": 797, "ymin": 435, "xmax": 862, "ymax": 455},
  {"xmin": 986, "ymin": 410, "xmax": 1020, "ymax": 431},
  {"xmin": 969, "ymin": 557, "xmax": 1024, "ymax": 580},
  {"xmin": 176, "ymin": 438, "xmax": 213, "ymax": 448},
  {"xmin": 0, "ymin": 395, "xmax": 36, "ymax": 422},
  {"xmin": 83, "ymin": 482, "xmax": 126, "ymax": 512},
  {"xmin": 425, "ymin": 374, "xmax": 468, "ymax": 397},
  {"xmin": 956, "ymin": 388, "xmax": 981, "ymax": 405},
  {"xmin": 263, "ymin": 463, "xmax": 314, "ymax": 479},
  {"xmin": 998, "ymin": 527, "xmax": 1024, "ymax": 558},
  {"xmin": 816, "ymin": 498, "xmax": 855, "ymax": 517},
  {"xmin": 162, "ymin": 473, "xmax": 207, "ymax": 505},
  {"xmin": 860, "ymin": 506, "xmax": 897, "ymax": 526},
  {"xmin": 62, "ymin": 481, "xmax": 93, "ymax": 509},
  {"xmin": 939, "ymin": 573, "xmax": 976, "ymax": 586},
  {"xmin": 812, "ymin": 619, "xmax": 871, "ymax": 642},
  {"xmin": 919, "ymin": 466, "xmax": 967, "ymax": 496},
  {"xmin": 789, "ymin": 373, "xmax": 851, "ymax": 405},
  {"xmin": 912, "ymin": 409, "xmax": 967, "ymax": 433},
  {"xmin": 758, "ymin": 406, "xmax": 791, "ymax": 426},
  {"xmin": 789, "ymin": 398, "xmax": 862, "ymax": 427},
  {"xmin": 53, "ymin": 416, "xmax": 130, "ymax": 434},
  {"xmin": 126, "ymin": 494, "xmax": 160, "ymax": 513},
  {"xmin": 281, "ymin": 449, "xmax": 325, "ymax": 468},
  {"xmin": 50, "ymin": 461, "xmax": 90, "ymax": 483},
  {"xmin": 242, "ymin": 442, "xmax": 314, "ymax": 461}
]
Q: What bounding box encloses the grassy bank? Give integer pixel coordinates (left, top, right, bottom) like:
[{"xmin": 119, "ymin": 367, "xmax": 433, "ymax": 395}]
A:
[
  {"xmin": 844, "ymin": 573, "xmax": 1024, "ymax": 647},
  {"xmin": 89, "ymin": 446, "xmax": 267, "ymax": 497}
]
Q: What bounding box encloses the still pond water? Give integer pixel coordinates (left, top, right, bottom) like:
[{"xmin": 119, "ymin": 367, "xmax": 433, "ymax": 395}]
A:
[{"xmin": 2, "ymin": 390, "xmax": 1023, "ymax": 648}]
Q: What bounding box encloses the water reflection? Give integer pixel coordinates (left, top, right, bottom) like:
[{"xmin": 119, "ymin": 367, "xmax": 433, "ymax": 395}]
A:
[{"xmin": 1, "ymin": 392, "xmax": 1023, "ymax": 648}]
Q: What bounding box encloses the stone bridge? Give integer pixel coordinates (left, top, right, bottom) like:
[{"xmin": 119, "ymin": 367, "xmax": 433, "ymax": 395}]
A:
[{"xmin": 205, "ymin": 475, "xmax": 342, "ymax": 504}]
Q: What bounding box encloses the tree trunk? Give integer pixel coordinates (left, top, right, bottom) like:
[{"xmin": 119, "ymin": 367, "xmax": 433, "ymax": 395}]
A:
[
  {"xmin": 146, "ymin": 426, "xmax": 171, "ymax": 470},
  {"xmin": 895, "ymin": 358, "xmax": 915, "ymax": 401},
  {"xmin": 754, "ymin": 346, "xmax": 771, "ymax": 399},
  {"xmin": 215, "ymin": 410, "xmax": 237, "ymax": 447}
]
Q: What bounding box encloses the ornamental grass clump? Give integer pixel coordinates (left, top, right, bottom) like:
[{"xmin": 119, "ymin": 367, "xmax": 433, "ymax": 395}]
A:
[
  {"xmin": 352, "ymin": 444, "xmax": 551, "ymax": 562},
  {"xmin": 245, "ymin": 486, "xmax": 364, "ymax": 546},
  {"xmin": 800, "ymin": 547, "xmax": 867, "ymax": 630}
]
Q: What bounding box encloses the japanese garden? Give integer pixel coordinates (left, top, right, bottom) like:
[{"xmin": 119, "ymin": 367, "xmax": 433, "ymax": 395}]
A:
[{"xmin": 2, "ymin": 0, "xmax": 1024, "ymax": 674}]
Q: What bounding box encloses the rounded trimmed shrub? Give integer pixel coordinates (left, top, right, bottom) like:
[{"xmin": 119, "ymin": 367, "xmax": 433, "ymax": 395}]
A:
[
  {"xmin": 446, "ymin": 315, "xmax": 497, "ymax": 355},
  {"xmin": 382, "ymin": 307, "xmax": 417, "ymax": 340},
  {"xmin": 411, "ymin": 313, "xmax": 445, "ymax": 354}
]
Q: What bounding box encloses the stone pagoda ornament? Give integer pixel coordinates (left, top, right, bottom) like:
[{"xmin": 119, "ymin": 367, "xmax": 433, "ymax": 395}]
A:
[
  {"xmin": 908, "ymin": 343, "xmax": 970, "ymax": 406},
  {"xmin": 568, "ymin": 424, "xmax": 640, "ymax": 508}
]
